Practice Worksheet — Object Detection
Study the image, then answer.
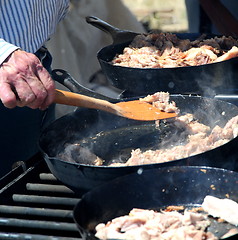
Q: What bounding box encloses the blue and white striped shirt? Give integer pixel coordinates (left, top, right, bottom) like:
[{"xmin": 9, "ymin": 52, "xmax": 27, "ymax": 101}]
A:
[{"xmin": 0, "ymin": 0, "xmax": 69, "ymax": 64}]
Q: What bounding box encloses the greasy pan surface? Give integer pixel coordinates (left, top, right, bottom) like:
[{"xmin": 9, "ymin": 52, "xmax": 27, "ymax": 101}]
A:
[
  {"xmin": 39, "ymin": 94, "xmax": 238, "ymax": 195},
  {"xmin": 73, "ymin": 166, "xmax": 238, "ymax": 240}
]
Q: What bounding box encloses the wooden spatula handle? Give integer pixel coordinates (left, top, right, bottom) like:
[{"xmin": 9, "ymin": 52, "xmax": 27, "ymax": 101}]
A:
[{"xmin": 54, "ymin": 89, "xmax": 120, "ymax": 115}]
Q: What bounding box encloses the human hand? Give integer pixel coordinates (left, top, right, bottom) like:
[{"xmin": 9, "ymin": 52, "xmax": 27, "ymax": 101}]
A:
[{"xmin": 0, "ymin": 49, "xmax": 55, "ymax": 109}]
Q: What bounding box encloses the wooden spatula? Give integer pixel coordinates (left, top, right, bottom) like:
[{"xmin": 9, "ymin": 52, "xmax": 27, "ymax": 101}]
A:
[{"xmin": 54, "ymin": 89, "xmax": 177, "ymax": 121}]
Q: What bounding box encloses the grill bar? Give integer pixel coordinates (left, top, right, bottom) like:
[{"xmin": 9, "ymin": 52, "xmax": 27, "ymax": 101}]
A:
[
  {"xmin": 0, "ymin": 232, "xmax": 79, "ymax": 240},
  {"xmin": 0, "ymin": 167, "xmax": 35, "ymax": 194},
  {"xmin": 0, "ymin": 155, "xmax": 82, "ymax": 239},
  {"xmin": 0, "ymin": 218, "xmax": 78, "ymax": 231},
  {"xmin": 12, "ymin": 194, "xmax": 80, "ymax": 206},
  {"xmin": 39, "ymin": 173, "xmax": 58, "ymax": 181},
  {"xmin": 0, "ymin": 205, "xmax": 73, "ymax": 219},
  {"xmin": 26, "ymin": 183, "xmax": 75, "ymax": 194}
]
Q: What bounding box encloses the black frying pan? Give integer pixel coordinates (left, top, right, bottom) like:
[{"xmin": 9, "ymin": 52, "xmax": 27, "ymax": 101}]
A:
[
  {"xmin": 73, "ymin": 166, "xmax": 238, "ymax": 240},
  {"xmin": 39, "ymin": 69, "xmax": 238, "ymax": 195},
  {"xmin": 86, "ymin": 16, "xmax": 238, "ymax": 96}
]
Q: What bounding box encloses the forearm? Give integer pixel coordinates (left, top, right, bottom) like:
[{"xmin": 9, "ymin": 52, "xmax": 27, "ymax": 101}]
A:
[
  {"xmin": 199, "ymin": 0, "xmax": 238, "ymax": 37},
  {"xmin": 0, "ymin": 39, "xmax": 19, "ymax": 65}
]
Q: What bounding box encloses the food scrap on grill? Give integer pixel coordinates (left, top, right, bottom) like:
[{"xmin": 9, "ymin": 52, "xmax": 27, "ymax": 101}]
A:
[{"xmin": 111, "ymin": 33, "xmax": 238, "ymax": 68}]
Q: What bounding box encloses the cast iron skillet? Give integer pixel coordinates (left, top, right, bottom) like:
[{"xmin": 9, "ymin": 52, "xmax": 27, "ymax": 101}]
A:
[
  {"xmin": 39, "ymin": 69, "xmax": 238, "ymax": 195},
  {"xmin": 73, "ymin": 166, "xmax": 238, "ymax": 240},
  {"xmin": 86, "ymin": 16, "xmax": 238, "ymax": 96}
]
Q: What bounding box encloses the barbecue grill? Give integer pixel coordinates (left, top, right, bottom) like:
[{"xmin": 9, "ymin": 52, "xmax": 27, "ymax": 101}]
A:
[
  {"xmin": 2, "ymin": 86, "xmax": 238, "ymax": 239},
  {"xmin": 0, "ymin": 153, "xmax": 82, "ymax": 240},
  {"xmin": 2, "ymin": 151, "xmax": 238, "ymax": 240}
]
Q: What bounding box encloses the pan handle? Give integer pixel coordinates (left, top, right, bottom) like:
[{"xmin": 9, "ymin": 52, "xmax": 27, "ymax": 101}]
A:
[
  {"xmin": 51, "ymin": 69, "xmax": 118, "ymax": 102},
  {"xmin": 85, "ymin": 16, "xmax": 141, "ymax": 44},
  {"xmin": 86, "ymin": 16, "xmax": 122, "ymax": 37}
]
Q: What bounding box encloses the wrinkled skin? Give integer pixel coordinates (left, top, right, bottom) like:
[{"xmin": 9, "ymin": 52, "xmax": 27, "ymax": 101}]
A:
[{"xmin": 0, "ymin": 49, "xmax": 55, "ymax": 110}]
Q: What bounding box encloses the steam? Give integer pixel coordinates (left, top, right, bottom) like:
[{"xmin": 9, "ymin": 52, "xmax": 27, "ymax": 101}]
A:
[
  {"xmin": 192, "ymin": 61, "xmax": 235, "ymax": 97},
  {"xmin": 45, "ymin": 89, "xmax": 238, "ymax": 168}
]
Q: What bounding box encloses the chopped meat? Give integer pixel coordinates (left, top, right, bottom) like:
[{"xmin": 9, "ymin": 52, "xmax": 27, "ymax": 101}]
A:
[
  {"xmin": 215, "ymin": 46, "xmax": 238, "ymax": 62},
  {"xmin": 175, "ymin": 113, "xmax": 194, "ymax": 125},
  {"xmin": 186, "ymin": 121, "xmax": 211, "ymax": 135},
  {"xmin": 107, "ymin": 92, "xmax": 238, "ymax": 167},
  {"xmin": 119, "ymin": 114, "xmax": 233, "ymax": 166},
  {"xmin": 95, "ymin": 208, "xmax": 217, "ymax": 240},
  {"xmin": 139, "ymin": 92, "xmax": 179, "ymax": 114},
  {"xmin": 202, "ymin": 196, "xmax": 238, "ymax": 226},
  {"xmin": 182, "ymin": 45, "xmax": 218, "ymax": 65},
  {"xmin": 111, "ymin": 33, "xmax": 238, "ymax": 68}
]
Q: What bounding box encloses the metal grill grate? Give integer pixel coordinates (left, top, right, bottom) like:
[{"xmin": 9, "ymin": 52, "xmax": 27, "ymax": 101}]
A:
[{"xmin": 0, "ymin": 154, "xmax": 82, "ymax": 240}]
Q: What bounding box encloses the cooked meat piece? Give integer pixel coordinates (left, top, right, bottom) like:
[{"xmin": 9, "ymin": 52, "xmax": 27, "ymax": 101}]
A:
[
  {"xmin": 223, "ymin": 115, "xmax": 238, "ymax": 138},
  {"xmin": 130, "ymin": 34, "xmax": 154, "ymax": 48},
  {"xmin": 202, "ymin": 196, "xmax": 238, "ymax": 226},
  {"xmin": 214, "ymin": 35, "xmax": 238, "ymax": 50},
  {"xmin": 175, "ymin": 113, "xmax": 194, "ymax": 125},
  {"xmin": 197, "ymin": 40, "xmax": 221, "ymax": 52},
  {"xmin": 140, "ymin": 92, "xmax": 179, "ymax": 113},
  {"xmin": 186, "ymin": 121, "xmax": 211, "ymax": 135},
  {"xmin": 95, "ymin": 208, "xmax": 217, "ymax": 240},
  {"xmin": 208, "ymin": 125, "xmax": 224, "ymax": 143},
  {"xmin": 112, "ymin": 46, "xmax": 161, "ymax": 68},
  {"xmin": 215, "ymin": 46, "xmax": 238, "ymax": 62},
  {"xmin": 140, "ymin": 91, "xmax": 170, "ymax": 103},
  {"xmin": 183, "ymin": 46, "xmax": 218, "ymax": 65},
  {"xmin": 176, "ymin": 38, "xmax": 192, "ymax": 52},
  {"xmin": 112, "ymin": 33, "xmax": 238, "ymax": 68}
]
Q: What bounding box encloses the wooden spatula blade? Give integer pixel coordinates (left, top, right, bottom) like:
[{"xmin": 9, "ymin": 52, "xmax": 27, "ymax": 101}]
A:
[
  {"xmin": 54, "ymin": 89, "xmax": 177, "ymax": 121},
  {"xmin": 116, "ymin": 100, "xmax": 177, "ymax": 121}
]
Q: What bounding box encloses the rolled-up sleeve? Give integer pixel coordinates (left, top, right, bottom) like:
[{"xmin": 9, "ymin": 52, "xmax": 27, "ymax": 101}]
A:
[{"xmin": 0, "ymin": 39, "xmax": 19, "ymax": 65}]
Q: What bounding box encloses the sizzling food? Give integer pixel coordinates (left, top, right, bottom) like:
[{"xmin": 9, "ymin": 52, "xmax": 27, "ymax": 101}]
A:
[
  {"xmin": 58, "ymin": 92, "xmax": 238, "ymax": 167},
  {"xmin": 95, "ymin": 207, "xmax": 216, "ymax": 240},
  {"xmin": 109, "ymin": 92, "xmax": 238, "ymax": 167},
  {"xmin": 111, "ymin": 33, "xmax": 238, "ymax": 68},
  {"xmin": 95, "ymin": 196, "xmax": 238, "ymax": 240}
]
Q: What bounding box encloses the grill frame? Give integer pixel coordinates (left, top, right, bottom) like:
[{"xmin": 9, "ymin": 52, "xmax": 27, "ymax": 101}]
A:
[{"xmin": 0, "ymin": 153, "xmax": 82, "ymax": 240}]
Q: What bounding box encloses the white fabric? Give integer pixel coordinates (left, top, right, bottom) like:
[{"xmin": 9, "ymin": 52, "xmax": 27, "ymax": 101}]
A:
[
  {"xmin": 0, "ymin": 0, "xmax": 69, "ymax": 64},
  {"xmin": 0, "ymin": 39, "xmax": 19, "ymax": 64}
]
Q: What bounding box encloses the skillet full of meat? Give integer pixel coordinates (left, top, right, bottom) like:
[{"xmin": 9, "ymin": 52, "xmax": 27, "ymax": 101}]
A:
[
  {"xmin": 86, "ymin": 16, "xmax": 238, "ymax": 96},
  {"xmin": 73, "ymin": 166, "xmax": 238, "ymax": 240},
  {"xmin": 39, "ymin": 69, "xmax": 238, "ymax": 195}
]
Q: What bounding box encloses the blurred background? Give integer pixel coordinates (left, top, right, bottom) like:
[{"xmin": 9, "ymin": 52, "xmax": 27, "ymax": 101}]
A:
[{"xmin": 122, "ymin": 0, "xmax": 188, "ymax": 32}]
